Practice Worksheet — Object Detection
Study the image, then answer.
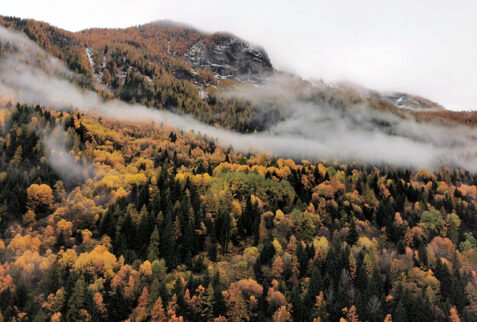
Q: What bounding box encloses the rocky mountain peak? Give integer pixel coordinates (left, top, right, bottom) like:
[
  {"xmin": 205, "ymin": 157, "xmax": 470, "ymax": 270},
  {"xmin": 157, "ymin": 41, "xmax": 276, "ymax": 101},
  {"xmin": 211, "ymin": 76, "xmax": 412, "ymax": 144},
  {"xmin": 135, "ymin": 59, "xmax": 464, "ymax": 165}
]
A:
[{"xmin": 184, "ymin": 32, "xmax": 273, "ymax": 83}]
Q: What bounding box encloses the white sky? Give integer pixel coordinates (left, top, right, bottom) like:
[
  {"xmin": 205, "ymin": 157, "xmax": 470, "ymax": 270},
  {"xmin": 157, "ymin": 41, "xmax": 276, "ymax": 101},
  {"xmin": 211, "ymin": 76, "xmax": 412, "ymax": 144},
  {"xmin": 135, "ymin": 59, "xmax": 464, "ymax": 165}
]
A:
[{"xmin": 1, "ymin": 0, "xmax": 476, "ymax": 110}]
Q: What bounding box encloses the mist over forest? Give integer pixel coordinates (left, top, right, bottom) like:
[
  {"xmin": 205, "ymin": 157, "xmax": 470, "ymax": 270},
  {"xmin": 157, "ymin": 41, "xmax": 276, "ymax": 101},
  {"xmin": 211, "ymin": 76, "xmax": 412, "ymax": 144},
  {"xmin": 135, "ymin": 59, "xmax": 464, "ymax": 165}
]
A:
[{"xmin": 0, "ymin": 15, "xmax": 476, "ymax": 322}]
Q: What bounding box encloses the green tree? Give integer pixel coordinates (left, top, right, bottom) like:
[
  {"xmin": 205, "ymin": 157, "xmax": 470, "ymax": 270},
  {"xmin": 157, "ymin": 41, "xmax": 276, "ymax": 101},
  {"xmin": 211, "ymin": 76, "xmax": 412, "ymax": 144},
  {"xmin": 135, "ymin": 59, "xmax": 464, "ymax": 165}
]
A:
[
  {"xmin": 394, "ymin": 301, "xmax": 406, "ymax": 322},
  {"xmin": 446, "ymin": 213, "xmax": 460, "ymax": 244},
  {"xmin": 298, "ymin": 217, "xmax": 316, "ymax": 243},
  {"xmin": 346, "ymin": 217, "xmax": 359, "ymax": 246},
  {"xmin": 147, "ymin": 226, "xmax": 160, "ymax": 261},
  {"xmin": 420, "ymin": 207, "xmax": 443, "ymax": 238},
  {"xmin": 66, "ymin": 278, "xmax": 87, "ymax": 321}
]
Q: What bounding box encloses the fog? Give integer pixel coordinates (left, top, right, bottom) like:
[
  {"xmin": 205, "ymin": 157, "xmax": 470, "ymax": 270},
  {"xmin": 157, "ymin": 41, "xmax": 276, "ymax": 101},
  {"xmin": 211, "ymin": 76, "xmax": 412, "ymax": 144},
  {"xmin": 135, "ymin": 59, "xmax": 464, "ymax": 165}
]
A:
[
  {"xmin": 1, "ymin": 25, "xmax": 477, "ymax": 173},
  {"xmin": 41, "ymin": 126, "xmax": 93, "ymax": 185}
]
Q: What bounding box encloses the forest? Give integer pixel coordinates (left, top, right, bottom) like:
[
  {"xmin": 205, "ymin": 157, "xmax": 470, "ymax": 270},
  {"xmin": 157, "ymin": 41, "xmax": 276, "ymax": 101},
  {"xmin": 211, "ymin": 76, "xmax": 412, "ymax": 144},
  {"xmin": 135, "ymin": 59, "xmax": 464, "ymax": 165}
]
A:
[
  {"xmin": 0, "ymin": 16, "xmax": 476, "ymax": 322},
  {"xmin": 0, "ymin": 103, "xmax": 475, "ymax": 321}
]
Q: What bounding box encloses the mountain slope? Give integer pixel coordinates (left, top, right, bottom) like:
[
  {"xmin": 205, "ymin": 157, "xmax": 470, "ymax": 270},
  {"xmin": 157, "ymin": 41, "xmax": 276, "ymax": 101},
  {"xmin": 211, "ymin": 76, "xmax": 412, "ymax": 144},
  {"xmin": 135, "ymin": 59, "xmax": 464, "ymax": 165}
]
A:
[
  {"xmin": 0, "ymin": 16, "xmax": 476, "ymax": 322},
  {"xmin": 2, "ymin": 15, "xmax": 476, "ymax": 132}
]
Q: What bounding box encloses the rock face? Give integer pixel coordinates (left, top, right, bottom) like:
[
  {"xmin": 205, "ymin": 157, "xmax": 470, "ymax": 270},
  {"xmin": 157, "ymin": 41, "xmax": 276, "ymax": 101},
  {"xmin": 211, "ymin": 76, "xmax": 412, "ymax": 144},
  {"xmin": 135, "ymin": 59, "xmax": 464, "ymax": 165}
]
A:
[
  {"xmin": 184, "ymin": 33, "xmax": 273, "ymax": 82},
  {"xmin": 382, "ymin": 93, "xmax": 444, "ymax": 111}
]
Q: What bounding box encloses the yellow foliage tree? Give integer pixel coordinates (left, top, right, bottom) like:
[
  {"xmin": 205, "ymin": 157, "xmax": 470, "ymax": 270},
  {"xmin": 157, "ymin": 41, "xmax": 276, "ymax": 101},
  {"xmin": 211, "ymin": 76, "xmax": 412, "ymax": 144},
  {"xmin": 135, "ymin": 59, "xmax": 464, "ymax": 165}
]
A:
[
  {"xmin": 8, "ymin": 234, "xmax": 41, "ymax": 254},
  {"xmin": 74, "ymin": 245, "xmax": 118, "ymax": 279},
  {"xmin": 23, "ymin": 210, "xmax": 36, "ymax": 225},
  {"xmin": 27, "ymin": 183, "xmax": 54, "ymax": 213},
  {"xmin": 273, "ymin": 305, "xmax": 292, "ymax": 322}
]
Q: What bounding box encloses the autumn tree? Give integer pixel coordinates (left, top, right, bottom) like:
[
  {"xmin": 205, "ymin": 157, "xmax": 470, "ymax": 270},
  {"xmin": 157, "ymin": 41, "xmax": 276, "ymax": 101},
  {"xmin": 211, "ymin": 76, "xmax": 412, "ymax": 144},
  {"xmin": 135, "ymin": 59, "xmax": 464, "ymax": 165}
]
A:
[
  {"xmin": 273, "ymin": 305, "xmax": 292, "ymax": 322},
  {"xmin": 345, "ymin": 305, "xmax": 359, "ymax": 322},
  {"xmin": 23, "ymin": 210, "xmax": 36, "ymax": 225},
  {"xmin": 313, "ymin": 291, "xmax": 328, "ymax": 321},
  {"xmin": 151, "ymin": 297, "xmax": 166, "ymax": 321},
  {"xmin": 449, "ymin": 306, "xmax": 461, "ymax": 322},
  {"xmin": 27, "ymin": 183, "xmax": 54, "ymax": 214},
  {"xmin": 271, "ymin": 256, "xmax": 284, "ymax": 280},
  {"xmin": 131, "ymin": 287, "xmax": 150, "ymax": 321}
]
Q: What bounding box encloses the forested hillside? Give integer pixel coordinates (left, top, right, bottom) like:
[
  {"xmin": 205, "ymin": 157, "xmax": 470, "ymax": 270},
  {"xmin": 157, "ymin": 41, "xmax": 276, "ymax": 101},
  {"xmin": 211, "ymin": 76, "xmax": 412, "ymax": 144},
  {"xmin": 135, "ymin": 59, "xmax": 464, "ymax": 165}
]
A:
[
  {"xmin": 0, "ymin": 16, "xmax": 476, "ymax": 322},
  {"xmin": 0, "ymin": 103, "xmax": 476, "ymax": 321},
  {"xmin": 0, "ymin": 16, "xmax": 279, "ymax": 133}
]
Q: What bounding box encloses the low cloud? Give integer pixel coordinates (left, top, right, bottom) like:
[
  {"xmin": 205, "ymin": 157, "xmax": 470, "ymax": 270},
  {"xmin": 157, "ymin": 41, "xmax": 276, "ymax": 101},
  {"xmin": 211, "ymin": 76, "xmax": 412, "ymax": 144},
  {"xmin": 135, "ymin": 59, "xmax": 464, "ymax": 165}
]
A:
[
  {"xmin": 1, "ymin": 25, "xmax": 477, "ymax": 172},
  {"xmin": 42, "ymin": 126, "xmax": 93, "ymax": 186},
  {"xmin": 220, "ymin": 78, "xmax": 477, "ymax": 170}
]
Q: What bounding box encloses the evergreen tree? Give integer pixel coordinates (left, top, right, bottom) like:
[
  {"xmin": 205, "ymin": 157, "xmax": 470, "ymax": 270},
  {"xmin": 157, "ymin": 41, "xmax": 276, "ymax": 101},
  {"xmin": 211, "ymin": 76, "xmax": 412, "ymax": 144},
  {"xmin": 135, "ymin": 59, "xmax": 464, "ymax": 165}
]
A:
[
  {"xmin": 258, "ymin": 236, "xmax": 276, "ymax": 266},
  {"xmin": 160, "ymin": 213, "xmax": 177, "ymax": 269},
  {"xmin": 240, "ymin": 195, "xmax": 258, "ymax": 236},
  {"xmin": 296, "ymin": 241, "xmax": 309, "ymax": 277},
  {"xmin": 346, "ymin": 217, "xmax": 359, "ymax": 246},
  {"xmin": 216, "ymin": 203, "xmax": 232, "ymax": 254},
  {"xmin": 308, "ymin": 264, "xmax": 324, "ymax": 299},
  {"xmin": 107, "ymin": 286, "xmax": 130, "ymax": 321},
  {"xmin": 147, "ymin": 225, "xmax": 161, "ymax": 262},
  {"xmin": 290, "ymin": 288, "xmax": 306, "ymax": 322},
  {"xmin": 66, "ymin": 278, "xmax": 87, "ymax": 321},
  {"xmin": 210, "ymin": 271, "xmax": 226, "ymax": 317},
  {"xmin": 394, "ymin": 301, "xmax": 407, "ymax": 322}
]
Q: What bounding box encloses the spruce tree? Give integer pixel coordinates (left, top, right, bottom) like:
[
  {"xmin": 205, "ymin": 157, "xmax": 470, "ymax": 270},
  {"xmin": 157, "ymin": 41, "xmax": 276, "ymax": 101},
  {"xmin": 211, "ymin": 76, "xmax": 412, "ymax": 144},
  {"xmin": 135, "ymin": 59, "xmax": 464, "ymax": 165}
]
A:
[
  {"xmin": 394, "ymin": 301, "xmax": 406, "ymax": 322},
  {"xmin": 147, "ymin": 225, "xmax": 160, "ymax": 262},
  {"xmin": 66, "ymin": 278, "xmax": 87, "ymax": 321},
  {"xmin": 346, "ymin": 217, "xmax": 359, "ymax": 246}
]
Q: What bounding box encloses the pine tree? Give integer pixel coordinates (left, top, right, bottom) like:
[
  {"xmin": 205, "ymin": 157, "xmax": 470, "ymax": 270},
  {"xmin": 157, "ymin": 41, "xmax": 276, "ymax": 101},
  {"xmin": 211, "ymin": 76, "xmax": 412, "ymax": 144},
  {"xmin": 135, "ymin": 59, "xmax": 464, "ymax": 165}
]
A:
[
  {"xmin": 355, "ymin": 259, "xmax": 368, "ymax": 291},
  {"xmin": 394, "ymin": 301, "xmax": 406, "ymax": 322},
  {"xmin": 147, "ymin": 225, "xmax": 160, "ymax": 261},
  {"xmin": 308, "ymin": 264, "xmax": 323, "ymax": 300},
  {"xmin": 173, "ymin": 215, "xmax": 182, "ymax": 241},
  {"xmin": 290, "ymin": 288, "xmax": 306, "ymax": 322},
  {"xmin": 346, "ymin": 217, "xmax": 359, "ymax": 246},
  {"xmin": 182, "ymin": 216, "xmax": 195, "ymax": 263},
  {"xmin": 161, "ymin": 213, "xmax": 177, "ymax": 269},
  {"xmin": 296, "ymin": 242, "xmax": 308, "ymax": 277},
  {"xmin": 137, "ymin": 206, "xmax": 155, "ymax": 256},
  {"xmin": 435, "ymin": 259, "xmax": 452, "ymax": 296},
  {"xmin": 259, "ymin": 236, "xmax": 276, "ymax": 266},
  {"xmin": 216, "ymin": 204, "xmax": 232, "ymax": 254},
  {"xmin": 107, "ymin": 286, "xmax": 130, "ymax": 321},
  {"xmin": 212, "ymin": 272, "xmax": 226, "ymax": 317},
  {"xmin": 240, "ymin": 195, "xmax": 258, "ymax": 236},
  {"xmin": 66, "ymin": 278, "xmax": 87, "ymax": 321},
  {"xmin": 118, "ymin": 212, "xmax": 136, "ymax": 253},
  {"xmin": 99, "ymin": 206, "xmax": 117, "ymax": 239},
  {"xmin": 149, "ymin": 278, "xmax": 161, "ymax": 304}
]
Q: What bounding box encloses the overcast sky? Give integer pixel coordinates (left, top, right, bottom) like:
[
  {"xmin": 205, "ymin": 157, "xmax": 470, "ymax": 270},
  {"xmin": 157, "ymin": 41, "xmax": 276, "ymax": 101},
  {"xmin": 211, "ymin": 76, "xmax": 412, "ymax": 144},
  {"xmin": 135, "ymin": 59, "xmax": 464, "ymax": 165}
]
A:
[{"xmin": 1, "ymin": 0, "xmax": 476, "ymax": 110}]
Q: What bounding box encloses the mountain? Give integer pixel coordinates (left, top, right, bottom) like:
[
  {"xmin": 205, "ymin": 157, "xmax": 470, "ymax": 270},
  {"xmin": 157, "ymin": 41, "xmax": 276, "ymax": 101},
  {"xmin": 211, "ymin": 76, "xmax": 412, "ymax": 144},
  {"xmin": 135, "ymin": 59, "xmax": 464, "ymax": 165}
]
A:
[
  {"xmin": 0, "ymin": 16, "xmax": 476, "ymax": 322},
  {"xmin": 1, "ymin": 16, "xmax": 476, "ymax": 130},
  {"xmin": 0, "ymin": 17, "xmax": 272, "ymax": 85}
]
